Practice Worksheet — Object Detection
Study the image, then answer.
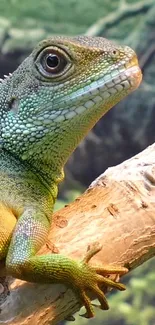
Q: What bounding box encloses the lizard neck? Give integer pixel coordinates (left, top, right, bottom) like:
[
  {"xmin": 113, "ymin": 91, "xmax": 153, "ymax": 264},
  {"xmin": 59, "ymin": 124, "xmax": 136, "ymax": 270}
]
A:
[
  {"xmin": 27, "ymin": 150, "xmax": 65, "ymax": 187},
  {"xmin": 18, "ymin": 112, "xmax": 99, "ymax": 186}
]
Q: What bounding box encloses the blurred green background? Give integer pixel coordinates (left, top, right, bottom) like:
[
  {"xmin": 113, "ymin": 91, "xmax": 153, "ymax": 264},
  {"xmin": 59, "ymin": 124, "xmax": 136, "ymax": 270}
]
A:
[{"xmin": 0, "ymin": 0, "xmax": 155, "ymax": 324}]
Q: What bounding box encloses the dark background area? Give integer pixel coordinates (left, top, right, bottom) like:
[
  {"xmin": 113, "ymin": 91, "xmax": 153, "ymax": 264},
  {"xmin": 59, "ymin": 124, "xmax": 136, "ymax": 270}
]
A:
[{"xmin": 0, "ymin": 0, "xmax": 155, "ymax": 324}]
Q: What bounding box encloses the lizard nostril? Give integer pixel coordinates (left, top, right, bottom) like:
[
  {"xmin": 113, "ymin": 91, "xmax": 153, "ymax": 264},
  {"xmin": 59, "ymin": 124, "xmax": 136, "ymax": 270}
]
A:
[{"xmin": 112, "ymin": 49, "xmax": 120, "ymax": 58}]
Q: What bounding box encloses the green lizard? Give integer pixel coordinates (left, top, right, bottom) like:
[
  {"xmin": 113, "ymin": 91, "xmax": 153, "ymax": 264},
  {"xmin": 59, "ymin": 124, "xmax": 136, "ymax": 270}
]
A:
[{"xmin": 0, "ymin": 36, "xmax": 142, "ymax": 318}]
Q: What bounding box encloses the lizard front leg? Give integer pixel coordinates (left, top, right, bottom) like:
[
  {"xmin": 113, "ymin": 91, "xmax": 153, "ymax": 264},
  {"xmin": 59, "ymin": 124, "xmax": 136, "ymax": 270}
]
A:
[{"xmin": 6, "ymin": 208, "xmax": 127, "ymax": 318}]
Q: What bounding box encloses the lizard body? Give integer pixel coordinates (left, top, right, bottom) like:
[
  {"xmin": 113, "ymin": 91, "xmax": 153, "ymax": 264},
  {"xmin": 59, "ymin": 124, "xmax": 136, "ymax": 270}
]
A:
[{"xmin": 0, "ymin": 36, "xmax": 142, "ymax": 317}]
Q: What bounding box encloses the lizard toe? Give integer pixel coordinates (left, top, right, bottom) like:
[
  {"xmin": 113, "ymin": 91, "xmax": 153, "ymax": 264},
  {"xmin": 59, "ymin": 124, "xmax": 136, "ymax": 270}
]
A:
[{"xmin": 96, "ymin": 273, "xmax": 126, "ymax": 291}]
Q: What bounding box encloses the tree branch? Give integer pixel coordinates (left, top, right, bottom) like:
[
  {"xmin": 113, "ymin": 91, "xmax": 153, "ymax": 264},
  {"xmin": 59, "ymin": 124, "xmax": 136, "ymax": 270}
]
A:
[{"xmin": 0, "ymin": 143, "xmax": 155, "ymax": 325}]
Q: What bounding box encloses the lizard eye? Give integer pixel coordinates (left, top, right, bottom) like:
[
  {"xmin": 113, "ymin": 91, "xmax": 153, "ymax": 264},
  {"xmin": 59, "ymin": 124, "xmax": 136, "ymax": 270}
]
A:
[
  {"xmin": 45, "ymin": 54, "xmax": 60, "ymax": 70},
  {"xmin": 43, "ymin": 51, "xmax": 66, "ymax": 74},
  {"xmin": 35, "ymin": 47, "xmax": 72, "ymax": 79}
]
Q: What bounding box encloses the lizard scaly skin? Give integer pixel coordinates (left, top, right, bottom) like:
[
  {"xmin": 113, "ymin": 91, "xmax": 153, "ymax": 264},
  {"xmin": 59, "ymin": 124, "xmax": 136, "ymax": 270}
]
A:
[{"xmin": 0, "ymin": 36, "xmax": 142, "ymax": 318}]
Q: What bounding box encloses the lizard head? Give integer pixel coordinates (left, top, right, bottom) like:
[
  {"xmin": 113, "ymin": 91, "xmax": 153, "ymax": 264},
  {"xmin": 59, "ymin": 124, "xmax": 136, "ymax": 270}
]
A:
[{"xmin": 0, "ymin": 36, "xmax": 142, "ymax": 183}]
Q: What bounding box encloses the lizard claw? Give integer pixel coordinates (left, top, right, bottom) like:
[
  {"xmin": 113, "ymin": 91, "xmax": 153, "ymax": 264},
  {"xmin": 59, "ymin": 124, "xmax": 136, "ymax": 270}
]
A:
[{"xmin": 75, "ymin": 242, "xmax": 128, "ymax": 318}]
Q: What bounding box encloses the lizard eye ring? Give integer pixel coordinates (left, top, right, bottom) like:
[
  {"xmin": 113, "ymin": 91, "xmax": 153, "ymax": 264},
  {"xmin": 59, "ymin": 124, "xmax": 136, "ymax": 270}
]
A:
[{"xmin": 35, "ymin": 46, "xmax": 72, "ymax": 79}]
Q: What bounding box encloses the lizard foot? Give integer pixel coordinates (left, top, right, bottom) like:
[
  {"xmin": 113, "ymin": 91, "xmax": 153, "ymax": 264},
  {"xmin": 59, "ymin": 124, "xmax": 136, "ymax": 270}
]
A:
[{"xmin": 74, "ymin": 243, "xmax": 128, "ymax": 318}]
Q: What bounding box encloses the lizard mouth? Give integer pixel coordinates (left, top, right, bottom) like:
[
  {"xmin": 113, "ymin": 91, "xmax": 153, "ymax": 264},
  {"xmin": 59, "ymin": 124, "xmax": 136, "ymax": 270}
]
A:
[
  {"xmin": 67, "ymin": 63, "xmax": 142, "ymax": 107},
  {"xmin": 121, "ymin": 53, "xmax": 142, "ymax": 89},
  {"xmin": 112, "ymin": 64, "xmax": 142, "ymax": 92},
  {"xmin": 48, "ymin": 63, "xmax": 142, "ymax": 122}
]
